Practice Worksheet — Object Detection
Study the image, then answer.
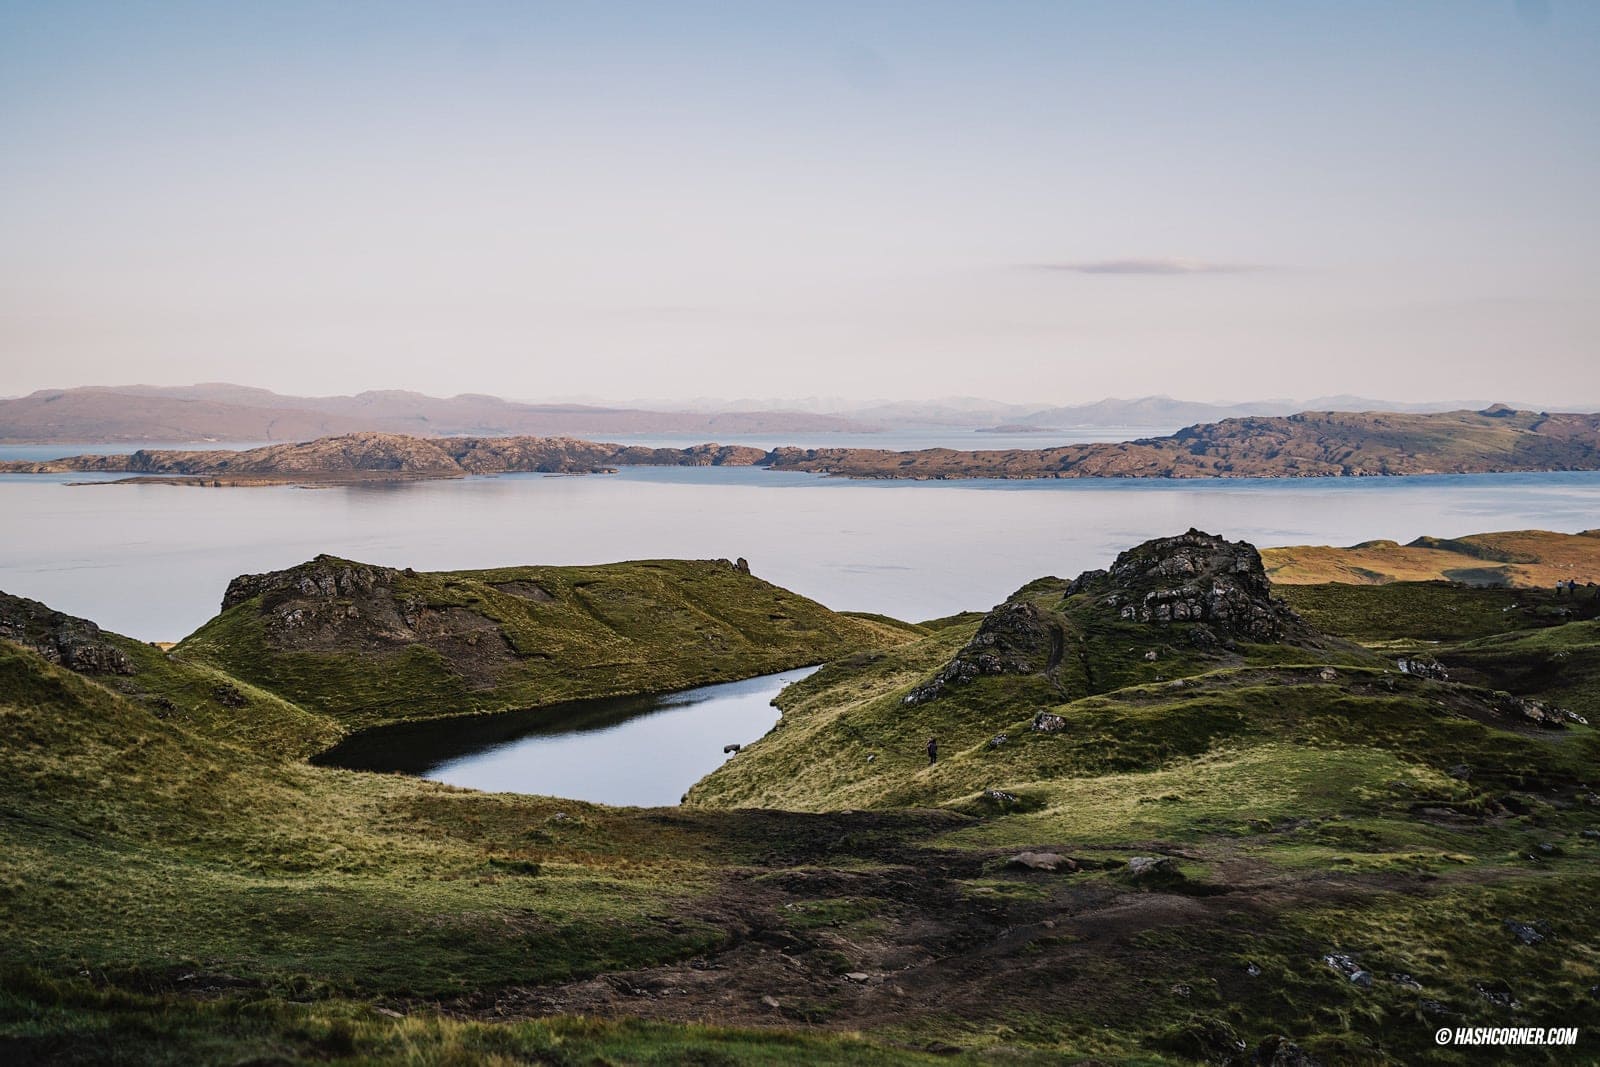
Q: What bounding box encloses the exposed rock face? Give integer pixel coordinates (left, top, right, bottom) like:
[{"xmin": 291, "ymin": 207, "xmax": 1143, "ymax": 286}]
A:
[
  {"xmin": 1496, "ymin": 693, "xmax": 1585, "ymax": 729},
  {"xmin": 223, "ymin": 556, "xmax": 395, "ymax": 612},
  {"xmin": 0, "ymin": 591, "xmax": 136, "ymax": 674},
  {"xmin": 1396, "ymin": 657, "xmax": 1448, "ymax": 680},
  {"xmin": 1031, "ymin": 711, "xmax": 1067, "ymax": 733},
  {"xmin": 905, "ymin": 530, "xmax": 1318, "ymax": 707},
  {"xmin": 216, "ymin": 556, "xmax": 516, "ymax": 691},
  {"xmin": 1073, "ymin": 529, "xmax": 1312, "ymax": 645},
  {"xmin": 1126, "ymin": 856, "xmax": 1179, "ymax": 879},
  {"xmin": 1006, "ymin": 851, "xmax": 1074, "ymax": 872},
  {"xmin": 903, "ymin": 600, "xmax": 1055, "ymax": 705}
]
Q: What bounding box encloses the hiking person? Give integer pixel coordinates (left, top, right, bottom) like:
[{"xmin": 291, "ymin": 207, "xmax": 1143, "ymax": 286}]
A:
[{"xmin": 926, "ymin": 737, "xmax": 938, "ymax": 765}]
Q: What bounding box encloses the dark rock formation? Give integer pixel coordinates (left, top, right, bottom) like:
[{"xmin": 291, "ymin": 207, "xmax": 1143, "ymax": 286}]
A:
[
  {"xmin": 1396, "ymin": 657, "xmax": 1449, "ymax": 680},
  {"xmin": 1006, "ymin": 851, "xmax": 1073, "ymax": 872},
  {"xmin": 223, "ymin": 556, "xmax": 395, "ymax": 612},
  {"xmin": 1322, "ymin": 952, "xmax": 1373, "ymax": 986},
  {"xmin": 1495, "ymin": 693, "xmax": 1584, "ymax": 729},
  {"xmin": 0, "ymin": 591, "xmax": 136, "ymax": 675},
  {"xmin": 1126, "ymin": 856, "xmax": 1179, "ymax": 879},
  {"xmin": 1504, "ymin": 919, "xmax": 1549, "ymax": 945},
  {"xmin": 1072, "ymin": 529, "xmax": 1314, "ymax": 645},
  {"xmin": 904, "ymin": 530, "xmax": 1324, "ymax": 710},
  {"xmin": 1253, "ymin": 1035, "xmax": 1322, "ymax": 1066},
  {"xmin": 902, "ymin": 600, "xmax": 1055, "ymax": 705}
]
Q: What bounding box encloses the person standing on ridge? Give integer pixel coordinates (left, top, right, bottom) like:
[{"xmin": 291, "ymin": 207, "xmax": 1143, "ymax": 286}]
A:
[{"xmin": 926, "ymin": 737, "xmax": 938, "ymax": 765}]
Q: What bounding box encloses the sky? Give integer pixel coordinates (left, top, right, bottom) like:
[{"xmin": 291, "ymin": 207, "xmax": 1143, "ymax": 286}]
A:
[{"xmin": 1, "ymin": 0, "xmax": 1598, "ymax": 406}]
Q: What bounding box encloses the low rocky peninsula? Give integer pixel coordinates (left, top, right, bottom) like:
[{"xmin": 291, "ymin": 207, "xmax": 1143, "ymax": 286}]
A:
[{"xmin": 5, "ymin": 405, "xmax": 1598, "ymax": 486}]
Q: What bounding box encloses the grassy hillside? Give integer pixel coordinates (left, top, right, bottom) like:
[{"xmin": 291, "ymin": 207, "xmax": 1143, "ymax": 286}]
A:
[
  {"xmin": 7, "ymin": 536, "xmax": 1600, "ymax": 1063},
  {"xmin": 176, "ymin": 555, "xmax": 916, "ymax": 731},
  {"xmin": 0, "ymin": 641, "xmax": 990, "ymax": 1064},
  {"xmin": 1264, "ymin": 529, "xmax": 1600, "ymax": 588},
  {"xmin": 689, "ymin": 536, "xmax": 1594, "ymax": 815}
]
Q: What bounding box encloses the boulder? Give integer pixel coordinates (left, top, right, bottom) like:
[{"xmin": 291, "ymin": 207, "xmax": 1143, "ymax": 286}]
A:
[
  {"xmin": 1504, "ymin": 919, "xmax": 1549, "ymax": 945},
  {"xmin": 1126, "ymin": 856, "xmax": 1178, "ymax": 879},
  {"xmin": 211, "ymin": 683, "xmax": 247, "ymax": 707},
  {"xmin": 1496, "ymin": 694, "xmax": 1575, "ymax": 729},
  {"xmin": 1254, "ymin": 1035, "xmax": 1322, "ymax": 1066},
  {"xmin": 1154, "ymin": 1017, "xmax": 1247, "ymax": 1063},
  {"xmin": 1475, "ymin": 978, "xmax": 1519, "ymax": 1009},
  {"xmin": 1322, "ymin": 952, "xmax": 1372, "ymax": 986},
  {"xmin": 1395, "ymin": 657, "xmax": 1448, "ymax": 680},
  {"xmin": 1005, "ymin": 851, "xmax": 1074, "ymax": 872}
]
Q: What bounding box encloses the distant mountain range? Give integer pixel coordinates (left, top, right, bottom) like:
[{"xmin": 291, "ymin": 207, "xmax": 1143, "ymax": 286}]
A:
[
  {"xmin": 0, "ymin": 384, "xmax": 875, "ymax": 443},
  {"xmin": 0, "ymin": 383, "xmax": 1564, "ymax": 444}
]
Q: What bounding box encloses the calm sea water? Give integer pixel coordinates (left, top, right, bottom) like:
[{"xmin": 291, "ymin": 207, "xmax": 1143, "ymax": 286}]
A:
[
  {"xmin": 314, "ymin": 667, "xmax": 814, "ymax": 806},
  {"xmin": 3, "ymin": 466, "xmax": 1598, "ymax": 642}
]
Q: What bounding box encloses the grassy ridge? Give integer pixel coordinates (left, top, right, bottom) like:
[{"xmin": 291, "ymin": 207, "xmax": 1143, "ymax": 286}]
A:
[
  {"xmin": 8, "ymin": 540, "xmax": 1600, "ymax": 1063},
  {"xmin": 176, "ymin": 556, "xmax": 917, "ymax": 731},
  {"xmin": 1263, "ymin": 529, "xmax": 1600, "ymax": 588}
]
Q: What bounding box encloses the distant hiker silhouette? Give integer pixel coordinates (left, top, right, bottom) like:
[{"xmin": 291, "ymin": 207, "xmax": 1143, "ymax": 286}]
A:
[{"xmin": 926, "ymin": 737, "xmax": 938, "ymax": 765}]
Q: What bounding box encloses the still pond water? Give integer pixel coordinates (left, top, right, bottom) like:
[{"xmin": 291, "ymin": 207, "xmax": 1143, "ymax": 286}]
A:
[{"xmin": 313, "ymin": 667, "xmax": 815, "ymax": 807}]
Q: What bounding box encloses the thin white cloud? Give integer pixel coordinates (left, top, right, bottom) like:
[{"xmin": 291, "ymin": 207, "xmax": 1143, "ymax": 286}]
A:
[{"xmin": 1027, "ymin": 258, "xmax": 1271, "ymax": 276}]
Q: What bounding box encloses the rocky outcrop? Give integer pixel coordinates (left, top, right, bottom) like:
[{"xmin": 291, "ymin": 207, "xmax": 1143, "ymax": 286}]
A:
[
  {"xmin": 904, "ymin": 530, "xmax": 1319, "ymax": 707},
  {"xmin": 1396, "ymin": 657, "xmax": 1448, "ymax": 680},
  {"xmin": 222, "ymin": 556, "xmax": 396, "ymax": 612},
  {"xmin": 0, "ymin": 591, "xmax": 136, "ymax": 674},
  {"xmin": 1006, "ymin": 851, "xmax": 1074, "ymax": 872},
  {"xmin": 1496, "ymin": 693, "xmax": 1586, "ymax": 729},
  {"xmin": 903, "ymin": 600, "xmax": 1056, "ymax": 705},
  {"xmin": 1071, "ymin": 529, "xmax": 1314, "ymax": 645}
]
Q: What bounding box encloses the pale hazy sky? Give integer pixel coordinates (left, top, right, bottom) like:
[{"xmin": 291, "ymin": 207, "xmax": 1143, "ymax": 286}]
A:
[{"xmin": 2, "ymin": 1, "xmax": 1598, "ymax": 405}]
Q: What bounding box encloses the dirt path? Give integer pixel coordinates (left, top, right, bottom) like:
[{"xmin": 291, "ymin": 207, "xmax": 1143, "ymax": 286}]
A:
[{"xmin": 432, "ymin": 840, "xmax": 1458, "ymax": 1038}]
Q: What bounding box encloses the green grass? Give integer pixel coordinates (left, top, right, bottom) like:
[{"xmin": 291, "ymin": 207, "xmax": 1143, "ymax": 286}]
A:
[
  {"xmin": 1440, "ymin": 621, "xmax": 1600, "ymax": 719},
  {"xmin": 1275, "ymin": 582, "xmax": 1576, "ymax": 646},
  {"xmin": 9, "ymin": 554, "xmax": 1600, "ymax": 1064},
  {"xmin": 176, "ymin": 557, "xmax": 918, "ymax": 731},
  {"xmin": 1, "ymin": 973, "xmax": 988, "ymax": 1067}
]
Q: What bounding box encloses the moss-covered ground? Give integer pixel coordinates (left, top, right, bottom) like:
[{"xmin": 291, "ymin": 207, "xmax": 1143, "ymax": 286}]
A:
[{"xmin": 5, "ymin": 550, "xmax": 1600, "ymax": 1063}]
